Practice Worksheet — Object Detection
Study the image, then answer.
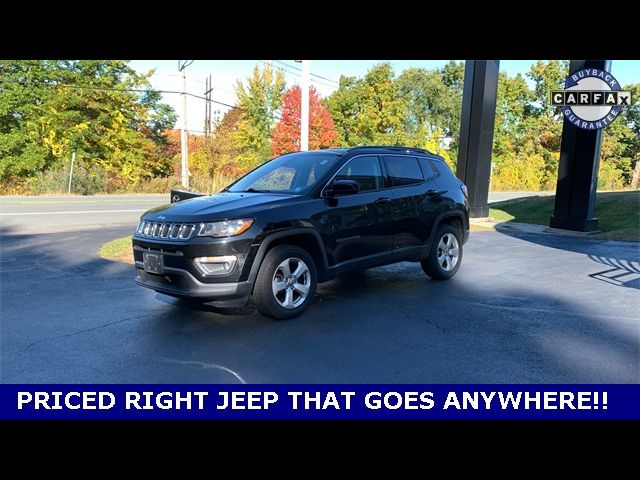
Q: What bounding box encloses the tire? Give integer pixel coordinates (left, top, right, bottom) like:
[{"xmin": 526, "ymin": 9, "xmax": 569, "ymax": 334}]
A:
[
  {"xmin": 421, "ymin": 224, "xmax": 463, "ymax": 280},
  {"xmin": 253, "ymin": 245, "xmax": 317, "ymax": 319}
]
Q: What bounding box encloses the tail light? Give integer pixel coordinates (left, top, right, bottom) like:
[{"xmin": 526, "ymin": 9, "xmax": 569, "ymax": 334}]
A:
[{"xmin": 460, "ymin": 184, "xmax": 468, "ymax": 198}]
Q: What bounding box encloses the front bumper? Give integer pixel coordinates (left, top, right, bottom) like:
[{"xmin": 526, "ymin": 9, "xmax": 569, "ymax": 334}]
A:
[
  {"xmin": 132, "ymin": 232, "xmax": 258, "ymax": 307},
  {"xmin": 135, "ymin": 264, "xmax": 253, "ymax": 307}
]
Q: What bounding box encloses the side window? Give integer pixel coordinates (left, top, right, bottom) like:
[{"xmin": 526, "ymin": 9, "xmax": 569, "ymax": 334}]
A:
[
  {"xmin": 333, "ymin": 155, "xmax": 385, "ymax": 192},
  {"xmin": 418, "ymin": 157, "xmax": 438, "ymax": 180},
  {"xmin": 383, "ymin": 156, "xmax": 424, "ymax": 187}
]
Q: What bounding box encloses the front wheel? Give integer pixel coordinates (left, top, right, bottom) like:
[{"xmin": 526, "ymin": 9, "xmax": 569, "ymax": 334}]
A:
[
  {"xmin": 253, "ymin": 245, "xmax": 317, "ymax": 319},
  {"xmin": 421, "ymin": 224, "xmax": 463, "ymax": 280}
]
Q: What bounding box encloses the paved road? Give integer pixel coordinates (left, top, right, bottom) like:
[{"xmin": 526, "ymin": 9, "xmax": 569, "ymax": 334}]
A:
[
  {"xmin": 0, "ymin": 192, "xmax": 548, "ymax": 233},
  {"xmin": 0, "ymin": 195, "xmax": 167, "ymax": 232},
  {"xmin": 2, "ymin": 219, "xmax": 638, "ymax": 383}
]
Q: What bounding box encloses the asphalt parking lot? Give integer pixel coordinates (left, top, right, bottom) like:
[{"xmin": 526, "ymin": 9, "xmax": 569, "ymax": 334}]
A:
[{"xmin": 1, "ymin": 196, "xmax": 638, "ymax": 384}]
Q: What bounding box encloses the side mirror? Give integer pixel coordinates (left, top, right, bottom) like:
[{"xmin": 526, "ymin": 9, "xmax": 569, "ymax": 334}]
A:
[{"xmin": 325, "ymin": 179, "xmax": 360, "ymax": 196}]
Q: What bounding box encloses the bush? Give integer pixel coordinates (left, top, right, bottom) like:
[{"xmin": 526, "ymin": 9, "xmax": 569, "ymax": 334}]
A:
[
  {"xmin": 5, "ymin": 169, "xmax": 240, "ymax": 196},
  {"xmin": 27, "ymin": 162, "xmax": 108, "ymax": 195},
  {"xmin": 491, "ymin": 154, "xmax": 546, "ymax": 191},
  {"xmin": 0, "ymin": 177, "xmax": 31, "ymax": 195},
  {"xmin": 598, "ymin": 160, "xmax": 626, "ymax": 191},
  {"xmin": 107, "ymin": 173, "xmax": 238, "ymax": 195},
  {"xmin": 189, "ymin": 173, "xmax": 236, "ymax": 194},
  {"xmin": 128, "ymin": 176, "xmax": 183, "ymax": 194}
]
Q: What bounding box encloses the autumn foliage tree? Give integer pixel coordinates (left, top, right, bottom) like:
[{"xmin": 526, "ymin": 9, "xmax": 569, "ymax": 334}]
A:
[{"xmin": 271, "ymin": 85, "xmax": 339, "ymax": 155}]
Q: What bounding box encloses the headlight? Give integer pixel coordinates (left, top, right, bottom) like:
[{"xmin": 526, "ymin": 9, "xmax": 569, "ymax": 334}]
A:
[{"xmin": 198, "ymin": 219, "xmax": 254, "ymax": 237}]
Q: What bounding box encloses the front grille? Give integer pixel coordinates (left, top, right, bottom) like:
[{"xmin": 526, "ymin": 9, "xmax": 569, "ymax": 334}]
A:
[{"xmin": 136, "ymin": 220, "xmax": 197, "ymax": 240}]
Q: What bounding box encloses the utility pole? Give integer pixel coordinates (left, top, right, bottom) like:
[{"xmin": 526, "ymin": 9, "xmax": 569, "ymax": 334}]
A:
[
  {"xmin": 178, "ymin": 60, "xmax": 194, "ymax": 188},
  {"xmin": 204, "ymin": 76, "xmax": 208, "ymax": 136},
  {"xmin": 67, "ymin": 151, "xmax": 75, "ymax": 195},
  {"xmin": 300, "ymin": 60, "xmax": 310, "ymax": 151},
  {"xmin": 204, "ymin": 74, "xmax": 213, "ymax": 136}
]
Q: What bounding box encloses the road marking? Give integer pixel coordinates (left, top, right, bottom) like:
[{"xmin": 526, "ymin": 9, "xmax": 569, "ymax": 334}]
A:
[
  {"xmin": 163, "ymin": 358, "xmax": 247, "ymax": 384},
  {"xmin": 1, "ymin": 199, "xmax": 164, "ymax": 204},
  {"xmin": 0, "ymin": 209, "xmax": 146, "ymax": 216}
]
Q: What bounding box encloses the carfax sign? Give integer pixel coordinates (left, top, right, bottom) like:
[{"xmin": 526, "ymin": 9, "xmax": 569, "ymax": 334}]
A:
[{"xmin": 551, "ymin": 68, "xmax": 632, "ymax": 130}]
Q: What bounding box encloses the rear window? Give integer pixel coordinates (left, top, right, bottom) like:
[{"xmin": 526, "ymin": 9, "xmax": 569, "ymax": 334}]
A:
[
  {"xmin": 383, "ymin": 156, "xmax": 424, "ymax": 187},
  {"xmin": 418, "ymin": 158, "xmax": 438, "ymax": 179}
]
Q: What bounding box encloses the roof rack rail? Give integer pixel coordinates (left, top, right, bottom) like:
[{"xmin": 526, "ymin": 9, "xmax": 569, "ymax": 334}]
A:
[{"xmin": 347, "ymin": 145, "xmax": 435, "ymax": 155}]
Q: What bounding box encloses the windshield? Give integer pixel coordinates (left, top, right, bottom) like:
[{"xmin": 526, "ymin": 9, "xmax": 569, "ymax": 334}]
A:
[{"xmin": 226, "ymin": 151, "xmax": 342, "ymax": 194}]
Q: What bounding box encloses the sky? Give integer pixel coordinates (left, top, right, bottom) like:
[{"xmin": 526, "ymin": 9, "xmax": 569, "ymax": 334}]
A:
[{"xmin": 130, "ymin": 60, "xmax": 640, "ymax": 133}]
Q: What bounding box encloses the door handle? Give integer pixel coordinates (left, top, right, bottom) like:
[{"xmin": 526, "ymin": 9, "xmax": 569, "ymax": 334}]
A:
[
  {"xmin": 374, "ymin": 197, "xmax": 392, "ymax": 204},
  {"xmin": 426, "ymin": 189, "xmax": 447, "ymax": 196}
]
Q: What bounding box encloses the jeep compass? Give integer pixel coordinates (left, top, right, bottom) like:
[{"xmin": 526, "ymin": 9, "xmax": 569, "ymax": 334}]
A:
[{"xmin": 133, "ymin": 146, "xmax": 470, "ymax": 319}]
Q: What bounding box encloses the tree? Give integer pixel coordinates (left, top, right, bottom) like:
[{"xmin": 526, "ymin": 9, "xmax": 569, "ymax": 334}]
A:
[
  {"xmin": 327, "ymin": 63, "xmax": 407, "ymax": 146},
  {"xmin": 0, "ymin": 60, "xmax": 176, "ymax": 187},
  {"xmin": 271, "ymin": 85, "xmax": 339, "ymax": 155},
  {"xmin": 395, "ymin": 62, "xmax": 464, "ymax": 163},
  {"xmin": 621, "ymin": 83, "xmax": 640, "ymax": 188},
  {"xmin": 233, "ymin": 64, "xmax": 285, "ymax": 167},
  {"xmin": 494, "ymin": 73, "xmax": 533, "ymax": 139},
  {"xmin": 528, "ymin": 60, "xmax": 569, "ymax": 116},
  {"xmin": 396, "ymin": 63, "xmax": 464, "ymax": 139},
  {"xmin": 198, "ymin": 108, "xmax": 246, "ymax": 179},
  {"xmin": 441, "ymin": 60, "xmax": 465, "ymax": 93},
  {"xmin": 323, "ymin": 75, "xmax": 361, "ymax": 146}
]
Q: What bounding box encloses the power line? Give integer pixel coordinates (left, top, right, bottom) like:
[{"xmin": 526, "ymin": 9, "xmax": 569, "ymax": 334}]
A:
[
  {"xmin": 273, "ymin": 62, "xmax": 338, "ymax": 90},
  {"xmin": 0, "ymin": 78, "xmax": 290, "ymax": 122},
  {"xmin": 262, "ymin": 60, "xmax": 339, "ymax": 90},
  {"xmin": 178, "ymin": 60, "xmax": 194, "ymax": 71},
  {"xmin": 0, "ymin": 79, "xmax": 246, "ymax": 114},
  {"xmin": 191, "ymin": 77, "xmax": 236, "ymax": 95},
  {"xmin": 274, "ymin": 60, "xmax": 340, "ymax": 86}
]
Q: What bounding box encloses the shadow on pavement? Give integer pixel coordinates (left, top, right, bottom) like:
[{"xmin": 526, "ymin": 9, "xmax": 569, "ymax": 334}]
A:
[
  {"xmin": 587, "ymin": 255, "xmax": 640, "ymax": 290},
  {"xmin": 1, "ymin": 225, "xmax": 638, "ymax": 383},
  {"xmin": 494, "ymin": 224, "xmax": 640, "ymax": 291}
]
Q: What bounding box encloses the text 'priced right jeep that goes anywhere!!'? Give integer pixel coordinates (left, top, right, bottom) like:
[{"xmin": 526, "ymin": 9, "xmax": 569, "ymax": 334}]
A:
[{"xmin": 133, "ymin": 146, "xmax": 470, "ymax": 319}]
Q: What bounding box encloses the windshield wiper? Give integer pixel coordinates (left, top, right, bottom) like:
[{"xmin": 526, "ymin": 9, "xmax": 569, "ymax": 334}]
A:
[{"xmin": 241, "ymin": 188, "xmax": 270, "ymax": 193}]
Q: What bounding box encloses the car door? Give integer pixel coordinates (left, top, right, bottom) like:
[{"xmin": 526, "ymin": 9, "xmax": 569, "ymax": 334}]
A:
[
  {"xmin": 322, "ymin": 155, "xmax": 394, "ymax": 269},
  {"xmin": 382, "ymin": 155, "xmax": 442, "ymax": 254}
]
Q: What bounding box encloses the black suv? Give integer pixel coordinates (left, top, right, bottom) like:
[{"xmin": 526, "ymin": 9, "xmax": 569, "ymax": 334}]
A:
[{"xmin": 133, "ymin": 146, "xmax": 469, "ymax": 319}]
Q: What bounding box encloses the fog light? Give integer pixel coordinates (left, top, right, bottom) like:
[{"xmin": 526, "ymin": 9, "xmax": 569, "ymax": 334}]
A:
[{"xmin": 194, "ymin": 255, "xmax": 237, "ymax": 276}]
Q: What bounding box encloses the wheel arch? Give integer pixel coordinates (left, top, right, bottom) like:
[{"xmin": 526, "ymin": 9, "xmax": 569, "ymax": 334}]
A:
[
  {"xmin": 247, "ymin": 228, "xmax": 328, "ymax": 286},
  {"xmin": 428, "ymin": 211, "xmax": 468, "ymax": 245}
]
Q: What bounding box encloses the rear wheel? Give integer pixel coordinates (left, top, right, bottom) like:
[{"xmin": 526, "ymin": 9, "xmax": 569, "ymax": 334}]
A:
[
  {"xmin": 253, "ymin": 245, "xmax": 317, "ymax": 319},
  {"xmin": 421, "ymin": 224, "xmax": 462, "ymax": 280}
]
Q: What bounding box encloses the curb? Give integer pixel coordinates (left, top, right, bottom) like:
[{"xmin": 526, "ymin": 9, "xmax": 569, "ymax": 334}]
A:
[{"xmin": 469, "ymin": 219, "xmax": 606, "ymax": 239}]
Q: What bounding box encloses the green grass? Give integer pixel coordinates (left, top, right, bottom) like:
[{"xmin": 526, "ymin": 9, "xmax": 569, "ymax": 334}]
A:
[
  {"xmin": 99, "ymin": 235, "xmax": 133, "ymax": 263},
  {"xmin": 489, "ymin": 191, "xmax": 640, "ymax": 241}
]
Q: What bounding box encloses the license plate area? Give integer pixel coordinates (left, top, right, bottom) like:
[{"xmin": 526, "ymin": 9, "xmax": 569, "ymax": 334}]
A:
[{"xmin": 143, "ymin": 252, "xmax": 164, "ymax": 274}]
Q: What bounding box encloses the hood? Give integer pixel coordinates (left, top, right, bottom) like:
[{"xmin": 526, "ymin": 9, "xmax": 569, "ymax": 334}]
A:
[{"xmin": 142, "ymin": 192, "xmax": 298, "ymax": 222}]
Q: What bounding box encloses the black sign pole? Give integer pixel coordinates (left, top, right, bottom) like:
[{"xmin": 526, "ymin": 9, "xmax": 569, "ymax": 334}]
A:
[
  {"xmin": 456, "ymin": 60, "xmax": 500, "ymax": 218},
  {"xmin": 550, "ymin": 60, "xmax": 611, "ymax": 232}
]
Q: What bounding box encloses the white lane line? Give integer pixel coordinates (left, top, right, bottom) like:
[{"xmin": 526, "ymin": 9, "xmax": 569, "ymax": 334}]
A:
[
  {"xmin": 1, "ymin": 199, "xmax": 165, "ymax": 204},
  {"xmin": 0, "ymin": 209, "xmax": 146, "ymax": 216}
]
